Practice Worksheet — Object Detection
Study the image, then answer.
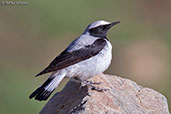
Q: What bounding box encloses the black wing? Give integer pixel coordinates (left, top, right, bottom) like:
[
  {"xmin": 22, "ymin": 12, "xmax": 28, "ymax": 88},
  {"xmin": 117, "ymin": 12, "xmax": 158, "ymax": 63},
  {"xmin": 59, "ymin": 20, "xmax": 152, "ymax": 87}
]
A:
[{"xmin": 36, "ymin": 38, "xmax": 106, "ymax": 76}]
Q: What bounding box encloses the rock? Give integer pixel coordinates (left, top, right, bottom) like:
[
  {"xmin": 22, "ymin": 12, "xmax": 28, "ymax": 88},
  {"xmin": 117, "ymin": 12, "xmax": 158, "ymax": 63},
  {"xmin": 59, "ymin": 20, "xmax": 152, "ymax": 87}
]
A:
[{"xmin": 40, "ymin": 74, "xmax": 170, "ymax": 114}]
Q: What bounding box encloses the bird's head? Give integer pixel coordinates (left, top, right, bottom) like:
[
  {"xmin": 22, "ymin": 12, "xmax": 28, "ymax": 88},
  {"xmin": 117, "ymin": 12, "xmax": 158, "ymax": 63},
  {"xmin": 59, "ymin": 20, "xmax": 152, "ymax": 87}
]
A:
[{"xmin": 84, "ymin": 20, "xmax": 120, "ymax": 38}]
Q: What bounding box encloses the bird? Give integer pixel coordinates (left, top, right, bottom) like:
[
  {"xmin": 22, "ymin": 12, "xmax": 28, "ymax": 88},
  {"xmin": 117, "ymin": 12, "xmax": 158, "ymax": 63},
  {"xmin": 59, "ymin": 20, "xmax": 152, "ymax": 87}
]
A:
[{"xmin": 29, "ymin": 20, "xmax": 120, "ymax": 101}]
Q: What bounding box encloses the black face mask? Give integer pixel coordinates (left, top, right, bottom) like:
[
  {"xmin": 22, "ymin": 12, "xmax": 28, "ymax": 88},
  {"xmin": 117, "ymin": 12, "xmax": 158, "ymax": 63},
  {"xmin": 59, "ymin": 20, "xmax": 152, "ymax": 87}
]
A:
[
  {"xmin": 89, "ymin": 25, "xmax": 107, "ymax": 38},
  {"xmin": 89, "ymin": 21, "xmax": 120, "ymax": 38}
]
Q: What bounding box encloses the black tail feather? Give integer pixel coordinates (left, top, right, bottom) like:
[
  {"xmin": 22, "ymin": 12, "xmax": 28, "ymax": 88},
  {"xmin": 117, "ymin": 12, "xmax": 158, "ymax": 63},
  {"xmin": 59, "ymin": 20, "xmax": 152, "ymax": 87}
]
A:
[
  {"xmin": 29, "ymin": 77, "xmax": 55, "ymax": 101},
  {"xmin": 29, "ymin": 87, "xmax": 41, "ymax": 99},
  {"xmin": 36, "ymin": 88, "xmax": 54, "ymax": 101}
]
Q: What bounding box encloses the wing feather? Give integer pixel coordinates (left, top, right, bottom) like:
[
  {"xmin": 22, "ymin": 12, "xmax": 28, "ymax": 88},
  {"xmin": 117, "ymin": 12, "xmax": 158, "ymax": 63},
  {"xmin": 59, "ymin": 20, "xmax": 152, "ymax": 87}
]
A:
[{"xmin": 36, "ymin": 39, "xmax": 106, "ymax": 76}]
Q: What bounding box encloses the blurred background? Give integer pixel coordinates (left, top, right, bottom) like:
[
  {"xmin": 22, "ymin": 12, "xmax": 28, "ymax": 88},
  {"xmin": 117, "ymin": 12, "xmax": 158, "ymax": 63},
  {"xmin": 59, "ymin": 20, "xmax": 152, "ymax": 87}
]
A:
[{"xmin": 0, "ymin": 0, "xmax": 170, "ymax": 113}]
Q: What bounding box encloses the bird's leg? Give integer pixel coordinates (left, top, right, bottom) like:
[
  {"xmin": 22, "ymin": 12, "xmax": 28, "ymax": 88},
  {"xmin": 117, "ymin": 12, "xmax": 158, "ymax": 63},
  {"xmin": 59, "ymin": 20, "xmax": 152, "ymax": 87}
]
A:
[
  {"xmin": 84, "ymin": 80, "xmax": 102, "ymax": 85},
  {"xmin": 91, "ymin": 86, "xmax": 109, "ymax": 92},
  {"xmin": 72, "ymin": 77, "xmax": 108, "ymax": 92},
  {"xmin": 81, "ymin": 80, "xmax": 108, "ymax": 92},
  {"xmin": 73, "ymin": 77, "xmax": 101, "ymax": 86}
]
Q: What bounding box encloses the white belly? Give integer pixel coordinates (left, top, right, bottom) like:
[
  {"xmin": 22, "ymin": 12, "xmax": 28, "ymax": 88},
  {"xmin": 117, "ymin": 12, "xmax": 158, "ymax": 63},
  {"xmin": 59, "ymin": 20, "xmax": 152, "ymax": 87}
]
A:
[{"xmin": 62, "ymin": 40, "xmax": 112, "ymax": 80}]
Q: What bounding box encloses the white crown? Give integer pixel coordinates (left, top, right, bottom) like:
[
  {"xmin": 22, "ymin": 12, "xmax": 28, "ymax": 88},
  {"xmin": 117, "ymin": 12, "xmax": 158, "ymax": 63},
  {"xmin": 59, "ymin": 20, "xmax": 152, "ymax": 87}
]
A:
[{"xmin": 88, "ymin": 20, "xmax": 111, "ymax": 29}]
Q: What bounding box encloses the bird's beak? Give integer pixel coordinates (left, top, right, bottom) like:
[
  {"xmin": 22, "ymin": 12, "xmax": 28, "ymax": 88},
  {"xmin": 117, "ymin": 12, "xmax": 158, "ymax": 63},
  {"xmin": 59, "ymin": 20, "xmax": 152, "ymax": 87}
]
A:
[
  {"xmin": 109, "ymin": 21, "xmax": 120, "ymax": 28},
  {"xmin": 105, "ymin": 21, "xmax": 120, "ymax": 31}
]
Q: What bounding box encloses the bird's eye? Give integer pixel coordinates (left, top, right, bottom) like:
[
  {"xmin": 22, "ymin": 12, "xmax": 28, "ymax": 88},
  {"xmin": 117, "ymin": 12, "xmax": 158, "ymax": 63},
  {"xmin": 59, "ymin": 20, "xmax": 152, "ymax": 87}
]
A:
[
  {"xmin": 99, "ymin": 25, "xmax": 103, "ymax": 28},
  {"xmin": 100, "ymin": 25, "xmax": 105, "ymax": 30}
]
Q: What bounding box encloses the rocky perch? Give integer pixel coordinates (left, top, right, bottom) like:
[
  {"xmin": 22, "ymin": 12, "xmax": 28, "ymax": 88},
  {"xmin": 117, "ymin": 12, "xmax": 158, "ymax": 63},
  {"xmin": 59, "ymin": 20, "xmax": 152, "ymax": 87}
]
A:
[{"xmin": 40, "ymin": 74, "xmax": 170, "ymax": 114}]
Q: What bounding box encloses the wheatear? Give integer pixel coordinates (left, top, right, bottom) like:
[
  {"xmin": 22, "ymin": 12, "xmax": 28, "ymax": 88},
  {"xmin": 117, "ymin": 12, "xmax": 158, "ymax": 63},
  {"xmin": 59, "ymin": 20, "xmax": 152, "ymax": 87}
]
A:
[{"xmin": 29, "ymin": 20, "xmax": 120, "ymax": 101}]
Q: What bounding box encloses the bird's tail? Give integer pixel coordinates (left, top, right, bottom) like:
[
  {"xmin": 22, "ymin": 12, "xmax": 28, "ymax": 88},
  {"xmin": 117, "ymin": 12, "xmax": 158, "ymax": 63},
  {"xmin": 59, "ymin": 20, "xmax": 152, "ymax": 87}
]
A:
[{"xmin": 29, "ymin": 72, "xmax": 66, "ymax": 101}]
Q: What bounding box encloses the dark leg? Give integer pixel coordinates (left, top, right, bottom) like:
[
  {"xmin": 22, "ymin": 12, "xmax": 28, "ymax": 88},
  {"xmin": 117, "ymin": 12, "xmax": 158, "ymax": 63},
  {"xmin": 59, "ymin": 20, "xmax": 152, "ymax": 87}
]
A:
[
  {"xmin": 84, "ymin": 80, "xmax": 102, "ymax": 85},
  {"xmin": 81, "ymin": 80, "xmax": 108, "ymax": 92},
  {"xmin": 72, "ymin": 77, "xmax": 108, "ymax": 92}
]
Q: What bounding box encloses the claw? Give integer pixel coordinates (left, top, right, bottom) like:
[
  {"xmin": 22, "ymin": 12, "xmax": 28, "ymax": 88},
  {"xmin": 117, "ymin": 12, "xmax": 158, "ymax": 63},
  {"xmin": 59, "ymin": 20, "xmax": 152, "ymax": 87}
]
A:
[
  {"xmin": 91, "ymin": 86, "xmax": 109, "ymax": 92},
  {"xmin": 72, "ymin": 78, "xmax": 108, "ymax": 92},
  {"xmin": 84, "ymin": 80, "xmax": 102, "ymax": 85},
  {"xmin": 81, "ymin": 80, "xmax": 108, "ymax": 92}
]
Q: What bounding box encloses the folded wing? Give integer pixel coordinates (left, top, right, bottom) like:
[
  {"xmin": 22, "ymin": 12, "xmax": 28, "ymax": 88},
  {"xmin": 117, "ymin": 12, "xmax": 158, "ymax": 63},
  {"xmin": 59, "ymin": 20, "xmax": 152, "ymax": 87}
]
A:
[{"xmin": 36, "ymin": 38, "xmax": 106, "ymax": 76}]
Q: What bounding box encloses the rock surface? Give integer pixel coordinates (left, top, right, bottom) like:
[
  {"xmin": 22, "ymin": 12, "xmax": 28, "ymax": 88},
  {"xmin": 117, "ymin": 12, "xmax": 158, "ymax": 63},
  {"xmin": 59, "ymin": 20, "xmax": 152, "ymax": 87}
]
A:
[{"xmin": 40, "ymin": 74, "xmax": 170, "ymax": 114}]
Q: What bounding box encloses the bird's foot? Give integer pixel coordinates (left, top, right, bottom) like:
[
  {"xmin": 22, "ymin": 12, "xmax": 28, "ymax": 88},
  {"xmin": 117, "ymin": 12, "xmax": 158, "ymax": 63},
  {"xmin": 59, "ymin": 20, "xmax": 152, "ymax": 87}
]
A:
[
  {"xmin": 84, "ymin": 80, "xmax": 102, "ymax": 85},
  {"xmin": 81, "ymin": 80, "xmax": 108, "ymax": 92},
  {"xmin": 72, "ymin": 78, "xmax": 108, "ymax": 92},
  {"xmin": 91, "ymin": 86, "xmax": 109, "ymax": 92}
]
